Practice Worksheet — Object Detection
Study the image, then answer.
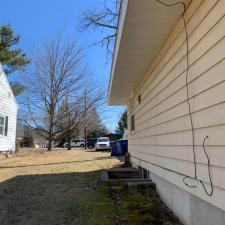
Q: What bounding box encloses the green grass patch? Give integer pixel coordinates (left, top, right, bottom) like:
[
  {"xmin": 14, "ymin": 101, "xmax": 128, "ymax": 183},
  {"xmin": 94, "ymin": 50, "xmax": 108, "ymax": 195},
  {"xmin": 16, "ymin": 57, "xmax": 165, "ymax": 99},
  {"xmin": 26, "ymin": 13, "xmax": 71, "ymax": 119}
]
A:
[
  {"xmin": 68, "ymin": 188, "xmax": 116, "ymax": 225},
  {"xmin": 67, "ymin": 183, "xmax": 182, "ymax": 225},
  {"xmin": 119, "ymin": 189, "xmax": 182, "ymax": 225}
]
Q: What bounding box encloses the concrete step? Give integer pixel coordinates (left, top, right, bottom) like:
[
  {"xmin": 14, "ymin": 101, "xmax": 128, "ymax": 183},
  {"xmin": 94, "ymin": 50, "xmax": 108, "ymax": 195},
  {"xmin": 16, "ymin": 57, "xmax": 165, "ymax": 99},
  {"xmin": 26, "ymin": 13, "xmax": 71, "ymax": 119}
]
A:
[
  {"xmin": 101, "ymin": 168, "xmax": 156, "ymax": 189},
  {"xmin": 127, "ymin": 180, "xmax": 156, "ymax": 190}
]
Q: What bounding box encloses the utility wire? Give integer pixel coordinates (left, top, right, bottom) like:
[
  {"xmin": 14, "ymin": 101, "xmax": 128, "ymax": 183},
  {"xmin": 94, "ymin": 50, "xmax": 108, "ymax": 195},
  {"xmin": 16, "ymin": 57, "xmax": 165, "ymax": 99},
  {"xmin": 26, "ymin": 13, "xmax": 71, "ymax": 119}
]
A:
[
  {"xmin": 154, "ymin": 0, "xmax": 185, "ymax": 8},
  {"xmin": 133, "ymin": 0, "xmax": 214, "ymax": 196},
  {"xmin": 132, "ymin": 136, "xmax": 213, "ymax": 196},
  {"xmin": 200, "ymin": 136, "xmax": 214, "ymax": 196},
  {"xmin": 132, "ymin": 154, "xmax": 214, "ymax": 196},
  {"xmin": 182, "ymin": 5, "xmax": 197, "ymax": 180},
  {"xmin": 155, "ymin": 0, "xmax": 197, "ymax": 187}
]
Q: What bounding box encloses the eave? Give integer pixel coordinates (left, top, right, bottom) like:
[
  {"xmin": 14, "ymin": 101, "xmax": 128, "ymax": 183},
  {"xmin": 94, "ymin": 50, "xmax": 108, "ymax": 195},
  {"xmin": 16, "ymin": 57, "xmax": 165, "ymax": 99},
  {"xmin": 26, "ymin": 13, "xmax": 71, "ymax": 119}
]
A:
[{"xmin": 108, "ymin": 0, "xmax": 189, "ymax": 105}]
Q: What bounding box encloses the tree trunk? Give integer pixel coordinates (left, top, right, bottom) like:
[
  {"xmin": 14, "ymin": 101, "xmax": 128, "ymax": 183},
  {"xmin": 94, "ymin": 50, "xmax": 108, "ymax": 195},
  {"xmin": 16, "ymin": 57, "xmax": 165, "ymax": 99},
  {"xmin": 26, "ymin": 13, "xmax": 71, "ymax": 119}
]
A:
[
  {"xmin": 67, "ymin": 134, "xmax": 71, "ymax": 150},
  {"xmin": 48, "ymin": 122, "xmax": 54, "ymax": 151},
  {"xmin": 48, "ymin": 133, "xmax": 53, "ymax": 151},
  {"xmin": 48, "ymin": 109, "xmax": 54, "ymax": 151}
]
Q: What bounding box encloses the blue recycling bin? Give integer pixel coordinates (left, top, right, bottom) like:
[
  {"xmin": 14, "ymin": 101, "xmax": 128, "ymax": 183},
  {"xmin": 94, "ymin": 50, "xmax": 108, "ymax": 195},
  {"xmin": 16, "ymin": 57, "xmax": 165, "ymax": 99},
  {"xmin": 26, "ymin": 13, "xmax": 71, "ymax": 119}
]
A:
[
  {"xmin": 110, "ymin": 141, "xmax": 117, "ymax": 155},
  {"xmin": 111, "ymin": 140, "xmax": 128, "ymax": 156}
]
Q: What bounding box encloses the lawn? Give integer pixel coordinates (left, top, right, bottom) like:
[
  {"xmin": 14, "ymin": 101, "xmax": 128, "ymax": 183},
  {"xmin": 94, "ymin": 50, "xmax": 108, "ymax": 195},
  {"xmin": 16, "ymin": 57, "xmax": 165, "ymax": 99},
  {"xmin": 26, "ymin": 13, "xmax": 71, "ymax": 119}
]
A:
[{"xmin": 0, "ymin": 149, "xmax": 182, "ymax": 225}]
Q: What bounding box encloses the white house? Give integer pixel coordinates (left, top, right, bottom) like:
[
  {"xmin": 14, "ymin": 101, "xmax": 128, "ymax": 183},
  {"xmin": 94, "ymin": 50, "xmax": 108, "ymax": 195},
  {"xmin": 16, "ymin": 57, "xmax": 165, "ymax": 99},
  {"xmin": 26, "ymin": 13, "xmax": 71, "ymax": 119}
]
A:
[
  {"xmin": 108, "ymin": 0, "xmax": 225, "ymax": 224},
  {"xmin": 0, "ymin": 64, "xmax": 18, "ymax": 153}
]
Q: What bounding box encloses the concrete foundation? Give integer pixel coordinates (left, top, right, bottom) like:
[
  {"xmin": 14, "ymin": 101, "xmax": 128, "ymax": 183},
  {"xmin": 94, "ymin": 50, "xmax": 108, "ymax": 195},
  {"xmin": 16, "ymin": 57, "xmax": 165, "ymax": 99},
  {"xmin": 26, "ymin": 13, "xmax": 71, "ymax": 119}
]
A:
[{"xmin": 147, "ymin": 171, "xmax": 225, "ymax": 225}]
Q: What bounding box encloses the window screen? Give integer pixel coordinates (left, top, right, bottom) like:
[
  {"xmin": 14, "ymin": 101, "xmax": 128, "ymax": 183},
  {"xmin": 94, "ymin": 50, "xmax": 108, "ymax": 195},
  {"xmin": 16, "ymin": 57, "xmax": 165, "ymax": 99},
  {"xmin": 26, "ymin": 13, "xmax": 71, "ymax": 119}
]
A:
[
  {"xmin": 4, "ymin": 116, "xmax": 8, "ymax": 136},
  {"xmin": 0, "ymin": 117, "xmax": 4, "ymax": 135}
]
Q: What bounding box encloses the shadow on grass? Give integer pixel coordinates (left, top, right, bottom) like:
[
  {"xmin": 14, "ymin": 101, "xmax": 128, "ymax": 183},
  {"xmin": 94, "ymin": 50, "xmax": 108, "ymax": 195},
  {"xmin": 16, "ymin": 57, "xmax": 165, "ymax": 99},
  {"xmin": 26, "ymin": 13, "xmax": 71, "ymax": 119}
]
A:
[
  {"xmin": 0, "ymin": 171, "xmax": 183, "ymax": 225},
  {"xmin": 0, "ymin": 170, "xmax": 116, "ymax": 225}
]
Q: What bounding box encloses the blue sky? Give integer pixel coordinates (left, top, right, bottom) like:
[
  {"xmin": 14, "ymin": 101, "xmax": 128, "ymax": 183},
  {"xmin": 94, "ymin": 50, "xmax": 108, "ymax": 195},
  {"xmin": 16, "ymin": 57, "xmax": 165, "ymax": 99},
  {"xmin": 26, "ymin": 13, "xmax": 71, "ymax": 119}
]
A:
[{"xmin": 1, "ymin": 0, "xmax": 125, "ymax": 131}]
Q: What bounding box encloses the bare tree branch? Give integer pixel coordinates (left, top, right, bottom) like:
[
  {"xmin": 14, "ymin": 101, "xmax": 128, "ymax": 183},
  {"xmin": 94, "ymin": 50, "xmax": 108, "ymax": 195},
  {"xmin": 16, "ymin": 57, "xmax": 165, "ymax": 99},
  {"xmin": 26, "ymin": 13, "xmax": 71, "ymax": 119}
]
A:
[{"xmin": 79, "ymin": 0, "xmax": 120, "ymax": 58}]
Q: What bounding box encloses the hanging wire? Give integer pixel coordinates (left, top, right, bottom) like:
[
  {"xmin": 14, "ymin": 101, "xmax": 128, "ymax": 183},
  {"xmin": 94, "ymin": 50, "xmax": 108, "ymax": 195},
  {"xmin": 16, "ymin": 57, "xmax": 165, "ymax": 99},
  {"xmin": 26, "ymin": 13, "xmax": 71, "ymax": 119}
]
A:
[
  {"xmin": 136, "ymin": 0, "xmax": 214, "ymax": 196},
  {"xmin": 199, "ymin": 136, "xmax": 214, "ymax": 196},
  {"xmin": 154, "ymin": 0, "xmax": 197, "ymax": 186},
  {"xmin": 154, "ymin": 0, "xmax": 186, "ymax": 8},
  {"xmin": 183, "ymin": 176, "xmax": 196, "ymax": 188}
]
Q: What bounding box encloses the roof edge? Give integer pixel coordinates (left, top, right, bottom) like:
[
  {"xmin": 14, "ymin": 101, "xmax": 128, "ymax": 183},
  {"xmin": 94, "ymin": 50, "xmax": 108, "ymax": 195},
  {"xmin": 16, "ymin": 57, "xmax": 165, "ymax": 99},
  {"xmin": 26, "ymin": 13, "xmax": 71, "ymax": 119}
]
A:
[
  {"xmin": 0, "ymin": 63, "xmax": 19, "ymax": 109},
  {"xmin": 107, "ymin": 0, "xmax": 129, "ymax": 106}
]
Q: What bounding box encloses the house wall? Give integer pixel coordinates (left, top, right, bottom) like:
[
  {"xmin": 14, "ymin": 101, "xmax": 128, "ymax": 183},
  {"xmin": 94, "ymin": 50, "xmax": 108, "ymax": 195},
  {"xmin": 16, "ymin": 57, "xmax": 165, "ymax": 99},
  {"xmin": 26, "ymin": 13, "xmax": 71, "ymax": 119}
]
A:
[
  {"xmin": 127, "ymin": 0, "xmax": 225, "ymax": 218},
  {"xmin": 33, "ymin": 134, "xmax": 47, "ymax": 148},
  {"xmin": 0, "ymin": 66, "xmax": 18, "ymax": 152}
]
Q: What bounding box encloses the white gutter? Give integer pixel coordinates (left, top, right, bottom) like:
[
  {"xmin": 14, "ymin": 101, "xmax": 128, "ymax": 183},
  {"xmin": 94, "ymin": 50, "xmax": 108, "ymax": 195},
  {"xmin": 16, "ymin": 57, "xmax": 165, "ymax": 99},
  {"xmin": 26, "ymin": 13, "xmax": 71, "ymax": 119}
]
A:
[{"xmin": 107, "ymin": 0, "xmax": 129, "ymax": 104}]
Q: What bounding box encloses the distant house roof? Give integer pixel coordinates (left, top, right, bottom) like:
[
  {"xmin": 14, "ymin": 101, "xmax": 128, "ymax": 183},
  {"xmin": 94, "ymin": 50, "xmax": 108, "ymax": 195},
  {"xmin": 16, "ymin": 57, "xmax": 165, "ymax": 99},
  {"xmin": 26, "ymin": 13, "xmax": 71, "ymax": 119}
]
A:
[
  {"xmin": 17, "ymin": 125, "xmax": 48, "ymax": 139},
  {"xmin": 108, "ymin": 0, "xmax": 189, "ymax": 105}
]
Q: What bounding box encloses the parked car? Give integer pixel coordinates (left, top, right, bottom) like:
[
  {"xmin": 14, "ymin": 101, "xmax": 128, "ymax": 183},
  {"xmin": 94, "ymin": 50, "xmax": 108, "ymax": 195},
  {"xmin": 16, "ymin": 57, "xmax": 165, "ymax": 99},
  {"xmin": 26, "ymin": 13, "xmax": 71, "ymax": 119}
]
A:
[
  {"xmin": 87, "ymin": 138, "xmax": 97, "ymax": 149},
  {"xmin": 95, "ymin": 137, "xmax": 111, "ymax": 151},
  {"xmin": 63, "ymin": 139, "xmax": 85, "ymax": 148}
]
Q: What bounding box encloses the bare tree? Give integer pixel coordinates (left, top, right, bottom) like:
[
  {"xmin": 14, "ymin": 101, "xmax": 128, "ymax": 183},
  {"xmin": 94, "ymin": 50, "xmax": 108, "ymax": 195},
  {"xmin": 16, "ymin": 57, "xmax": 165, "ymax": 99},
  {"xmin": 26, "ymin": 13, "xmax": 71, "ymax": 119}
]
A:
[
  {"xmin": 57, "ymin": 96, "xmax": 83, "ymax": 150},
  {"xmin": 79, "ymin": 0, "xmax": 120, "ymax": 58},
  {"xmin": 53, "ymin": 77, "xmax": 105, "ymax": 150},
  {"xmin": 86, "ymin": 106, "xmax": 108, "ymax": 138},
  {"xmin": 25, "ymin": 35, "xmax": 86, "ymax": 150}
]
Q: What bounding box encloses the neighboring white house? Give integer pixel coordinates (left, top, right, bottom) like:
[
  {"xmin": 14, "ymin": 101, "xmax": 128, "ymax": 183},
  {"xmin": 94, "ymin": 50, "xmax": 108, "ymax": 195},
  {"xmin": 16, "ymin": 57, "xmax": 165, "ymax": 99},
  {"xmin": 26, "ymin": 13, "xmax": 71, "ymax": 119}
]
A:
[
  {"xmin": 0, "ymin": 64, "xmax": 18, "ymax": 153},
  {"xmin": 17, "ymin": 125, "xmax": 48, "ymax": 148},
  {"xmin": 108, "ymin": 0, "xmax": 225, "ymax": 224}
]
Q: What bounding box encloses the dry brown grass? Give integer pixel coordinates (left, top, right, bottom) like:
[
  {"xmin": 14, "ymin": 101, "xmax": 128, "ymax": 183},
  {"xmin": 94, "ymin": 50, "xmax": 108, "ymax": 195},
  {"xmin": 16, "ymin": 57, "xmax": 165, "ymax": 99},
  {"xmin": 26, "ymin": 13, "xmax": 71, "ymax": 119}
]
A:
[{"xmin": 0, "ymin": 148, "xmax": 119, "ymax": 182}]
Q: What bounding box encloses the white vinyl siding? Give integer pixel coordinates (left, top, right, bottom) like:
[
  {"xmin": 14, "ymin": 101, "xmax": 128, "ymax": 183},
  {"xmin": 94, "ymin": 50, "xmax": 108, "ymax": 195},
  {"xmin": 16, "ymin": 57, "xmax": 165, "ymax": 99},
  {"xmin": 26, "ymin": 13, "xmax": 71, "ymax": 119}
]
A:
[
  {"xmin": 0, "ymin": 65, "xmax": 18, "ymax": 152},
  {"xmin": 128, "ymin": 0, "xmax": 225, "ymax": 211}
]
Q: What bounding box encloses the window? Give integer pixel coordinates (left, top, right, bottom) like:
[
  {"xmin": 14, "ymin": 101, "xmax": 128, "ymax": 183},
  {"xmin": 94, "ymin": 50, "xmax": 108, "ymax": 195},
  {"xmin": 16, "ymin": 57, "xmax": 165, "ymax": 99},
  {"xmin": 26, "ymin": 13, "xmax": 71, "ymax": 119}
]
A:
[
  {"xmin": 0, "ymin": 116, "xmax": 8, "ymax": 136},
  {"xmin": 97, "ymin": 138, "xmax": 109, "ymax": 142},
  {"xmin": 138, "ymin": 94, "xmax": 142, "ymax": 104},
  {"xmin": 130, "ymin": 98, "xmax": 135, "ymax": 133},
  {"xmin": 4, "ymin": 116, "xmax": 8, "ymax": 136},
  {"xmin": 0, "ymin": 117, "xmax": 4, "ymax": 135},
  {"xmin": 131, "ymin": 114, "xmax": 135, "ymax": 132}
]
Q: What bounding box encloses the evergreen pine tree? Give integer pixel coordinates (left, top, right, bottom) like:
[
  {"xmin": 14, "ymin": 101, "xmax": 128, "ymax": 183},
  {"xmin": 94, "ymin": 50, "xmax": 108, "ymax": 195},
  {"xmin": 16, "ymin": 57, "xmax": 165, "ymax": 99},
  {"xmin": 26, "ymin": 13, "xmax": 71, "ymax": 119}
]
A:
[
  {"xmin": 115, "ymin": 110, "xmax": 127, "ymax": 139},
  {"xmin": 0, "ymin": 25, "xmax": 30, "ymax": 95}
]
